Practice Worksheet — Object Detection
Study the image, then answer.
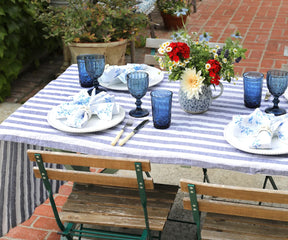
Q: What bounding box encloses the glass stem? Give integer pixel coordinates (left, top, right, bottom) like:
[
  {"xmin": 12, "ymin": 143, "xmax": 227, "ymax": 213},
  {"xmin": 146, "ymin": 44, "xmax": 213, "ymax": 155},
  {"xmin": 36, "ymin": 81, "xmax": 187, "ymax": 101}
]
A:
[
  {"xmin": 135, "ymin": 98, "xmax": 142, "ymax": 110},
  {"xmin": 273, "ymin": 96, "xmax": 279, "ymax": 109},
  {"xmin": 93, "ymin": 78, "xmax": 99, "ymax": 89}
]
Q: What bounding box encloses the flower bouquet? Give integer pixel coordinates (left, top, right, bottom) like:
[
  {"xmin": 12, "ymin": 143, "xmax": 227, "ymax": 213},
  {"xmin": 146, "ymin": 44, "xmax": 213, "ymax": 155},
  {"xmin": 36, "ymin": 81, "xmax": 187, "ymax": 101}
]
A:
[{"xmin": 155, "ymin": 30, "xmax": 247, "ymax": 113}]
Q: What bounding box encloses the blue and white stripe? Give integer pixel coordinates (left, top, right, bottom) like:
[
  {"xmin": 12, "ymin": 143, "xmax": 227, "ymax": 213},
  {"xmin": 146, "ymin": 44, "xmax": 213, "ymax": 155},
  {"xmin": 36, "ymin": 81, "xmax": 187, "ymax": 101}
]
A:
[{"xmin": 1, "ymin": 64, "xmax": 288, "ymax": 235}]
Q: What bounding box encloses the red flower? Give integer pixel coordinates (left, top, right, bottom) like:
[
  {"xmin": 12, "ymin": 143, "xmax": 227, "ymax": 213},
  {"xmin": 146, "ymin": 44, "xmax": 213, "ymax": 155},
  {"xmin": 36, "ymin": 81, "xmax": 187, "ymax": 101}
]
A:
[
  {"xmin": 207, "ymin": 59, "xmax": 221, "ymax": 73},
  {"xmin": 167, "ymin": 42, "xmax": 190, "ymax": 62},
  {"xmin": 207, "ymin": 59, "xmax": 221, "ymax": 85}
]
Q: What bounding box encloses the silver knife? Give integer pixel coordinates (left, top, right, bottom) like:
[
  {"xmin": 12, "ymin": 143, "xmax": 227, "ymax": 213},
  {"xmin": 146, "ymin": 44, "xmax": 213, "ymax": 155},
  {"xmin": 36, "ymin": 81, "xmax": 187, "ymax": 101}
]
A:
[{"xmin": 118, "ymin": 119, "xmax": 149, "ymax": 146}]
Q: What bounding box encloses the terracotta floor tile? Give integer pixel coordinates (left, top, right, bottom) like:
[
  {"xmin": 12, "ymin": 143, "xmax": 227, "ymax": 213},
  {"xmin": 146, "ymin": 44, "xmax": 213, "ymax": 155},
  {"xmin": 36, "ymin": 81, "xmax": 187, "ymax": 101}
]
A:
[
  {"xmin": 33, "ymin": 217, "xmax": 60, "ymax": 231},
  {"xmin": 33, "ymin": 204, "xmax": 62, "ymax": 218},
  {"xmin": 57, "ymin": 184, "xmax": 73, "ymax": 196},
  {"xmin": 21, "ymin": 215, "xmax": 38, "ymax": 227},
  {"xmin": 46, "ymin": 231, "xmax": 61, "ymax": 240},
  {"xmin": 6, "ymin": 226, "xmax": 48, "ymax": 240}
]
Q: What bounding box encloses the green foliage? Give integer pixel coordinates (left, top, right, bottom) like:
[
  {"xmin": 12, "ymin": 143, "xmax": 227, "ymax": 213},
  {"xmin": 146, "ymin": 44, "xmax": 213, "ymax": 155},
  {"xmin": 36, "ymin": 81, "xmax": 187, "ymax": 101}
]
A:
[
  {"xmin": 156, "ymin": 0, "xmax": 193, "ymax": 16},
  {"xmin": 35, "ymin": 0, "xmax": 149, "ymax": 44},
  {"xmin": 0, "ymin": 0, "xmax": 59, "ymax": 102}
]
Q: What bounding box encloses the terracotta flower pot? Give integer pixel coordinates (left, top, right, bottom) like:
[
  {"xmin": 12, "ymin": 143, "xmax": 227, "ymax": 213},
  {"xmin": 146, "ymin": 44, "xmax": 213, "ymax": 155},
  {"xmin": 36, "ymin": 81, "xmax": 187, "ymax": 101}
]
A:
[
  {"xmin": 68, "ymin": 39, "xmax": 128, "ymax": 65},
  {"xmin": 160, "ymin": 12, "xmax": 188, "ymax": 30}
]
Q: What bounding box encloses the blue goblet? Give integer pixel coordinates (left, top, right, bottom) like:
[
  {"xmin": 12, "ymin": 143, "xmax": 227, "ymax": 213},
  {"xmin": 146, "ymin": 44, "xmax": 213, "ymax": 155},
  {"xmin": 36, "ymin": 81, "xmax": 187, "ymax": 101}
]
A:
[
  {"xmin": 265, "ymin": 70, "xmax": 288, "ymax": 116},
  {"xmin": 127, "ymin": 72, "xmax": 149, "ymax": 118},
  {"xmin": 77, "ymin": 55, "xmax": 94, "ymax": 88},
  {"xmin": 84, "ymin": 54, "xmax": 105, "ymax": 94}
]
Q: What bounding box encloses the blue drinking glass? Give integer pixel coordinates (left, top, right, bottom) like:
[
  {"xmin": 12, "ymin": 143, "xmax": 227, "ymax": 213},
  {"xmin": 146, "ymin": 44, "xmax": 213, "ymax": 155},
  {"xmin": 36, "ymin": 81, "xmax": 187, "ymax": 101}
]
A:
[
  {"xmin": 84, "ymin": 54, "xmax": 105, "ymax": 93},
  {"xmin": 77, "ymin": 55, "xmax": 94, "ymax": 88},
  {"xmin": 265, "ymin": 70, "xmax": 288, "ymax": 116},
  {"xmin": 243, "ymin": 71, "xmax": 264, "ymax": 108},
  {"xmin": 127, "ymin": 72, "xmax": 149, "ymax": 118},
  {"xmin": 151, "ymin": 90, "xmax": 173, "ymax": 129}
]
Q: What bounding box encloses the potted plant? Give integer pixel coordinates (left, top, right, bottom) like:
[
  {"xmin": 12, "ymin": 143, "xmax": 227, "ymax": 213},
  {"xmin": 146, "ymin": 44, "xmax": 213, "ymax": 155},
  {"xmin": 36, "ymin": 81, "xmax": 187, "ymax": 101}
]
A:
[
  {"xmin": 35, "ymin": 0, "xmax": 148, "ymax": 65},
  {"xmin": 156, "ymin": 0, "xmax": 193, "ymax": 30}
]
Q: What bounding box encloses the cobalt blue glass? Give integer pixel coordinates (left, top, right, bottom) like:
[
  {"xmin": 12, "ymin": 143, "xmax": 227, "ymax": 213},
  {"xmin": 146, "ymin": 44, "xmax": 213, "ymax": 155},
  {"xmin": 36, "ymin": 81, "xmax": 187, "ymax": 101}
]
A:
[
  {"xmin": 243, "ymin": 71, "xmax": 264, "ymax": 108},
  {"xmin": 150, "ymin": 90, "xmax": 173, "ymax": 129},
  {"xmin": 77, "ymin": 55, "xmax": 93, "ymax": 88},
  {"xmin": 84, "ymin": 54, "xmax": 105, "ymax": 93},
  {"xmin": 127, "ymin": 72, "xmax": 149, "ymax": 118},
  {"xmin": 265, "ymin": 70, "xmax": 288, "ymax": 116}
]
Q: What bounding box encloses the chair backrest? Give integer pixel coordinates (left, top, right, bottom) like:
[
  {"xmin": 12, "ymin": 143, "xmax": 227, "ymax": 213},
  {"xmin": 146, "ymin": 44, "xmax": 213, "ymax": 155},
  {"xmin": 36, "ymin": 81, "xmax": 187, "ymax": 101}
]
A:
[
  {"xmin": 28, "ymin": 150, "xmax": 157, "ymax": 239},
  {"xmin": 28, "ymin": 149, "xmax": 154, "ymax": 190},
  {"xmin": 144, "ymin": 37, "xmax": 225, "ymax": 66},
  {"xmin": 180, "ymin": 179, "xmax": 288, "ymax": 240},
  {"xmin": 180, "ymin": 179, "xmax": 288, "ymax": 221}
]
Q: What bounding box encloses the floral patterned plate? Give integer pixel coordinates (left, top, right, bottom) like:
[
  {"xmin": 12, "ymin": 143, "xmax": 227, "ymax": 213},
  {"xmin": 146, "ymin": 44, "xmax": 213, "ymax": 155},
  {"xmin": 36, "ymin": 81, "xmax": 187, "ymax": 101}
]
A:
[
  {"xmin": 224, "ymin": 122, "xmax": 288, "ymax": 155},
  {"xmin": 47, "ymin": 106, "xmax": 125, "ymax": 133},
  {"xmin": 99, "ymin": 66, "xmax": 164, "ymax": 91}
]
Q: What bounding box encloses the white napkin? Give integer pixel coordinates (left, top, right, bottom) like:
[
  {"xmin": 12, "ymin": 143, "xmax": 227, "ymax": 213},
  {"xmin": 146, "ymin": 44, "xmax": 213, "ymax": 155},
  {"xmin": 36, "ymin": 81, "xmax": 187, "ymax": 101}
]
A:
[
  {"xmin": 232, "ymin": 108, "xmax": 288, "ymax": 149},
  {"xmin": 55, "ymin": 89, "xmax": 120, "ymax": 128},
  {"xmin": 99, "ymin": 64, "xmax": 148, "ymax": 85}
]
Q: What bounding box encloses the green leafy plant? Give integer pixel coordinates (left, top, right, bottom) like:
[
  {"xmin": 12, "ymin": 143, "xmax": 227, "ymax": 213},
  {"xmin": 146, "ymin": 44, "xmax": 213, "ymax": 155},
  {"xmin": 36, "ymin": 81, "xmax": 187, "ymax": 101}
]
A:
[
  {"xmin": 35, "ymin": 0, "xmax": 149, "ymax": 44},
  {"xmin": 0, "ymin": 0, "xmax": 59, "ymax": 102},
  {"xmin": 156, "ymin": 0, "xmax": 193, "ymax": 16},
  {"xmin": 155, "ymin": 29, "xmax": 247, "ymax": 99}
]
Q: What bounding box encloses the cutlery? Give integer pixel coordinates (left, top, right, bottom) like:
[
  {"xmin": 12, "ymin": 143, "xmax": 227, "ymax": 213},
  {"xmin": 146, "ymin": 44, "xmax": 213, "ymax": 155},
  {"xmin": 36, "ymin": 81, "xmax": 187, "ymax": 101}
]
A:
[
  {"xmin": 118, "ymin": 119, "xmax": 149, "ymax": 146},
  {"xmin": 111, "ymin": 118, "xmax": 133, "ymax": 146},
  {"xmin": 264, "ymin": 91, "xmax": 271, "ymax": 101}
]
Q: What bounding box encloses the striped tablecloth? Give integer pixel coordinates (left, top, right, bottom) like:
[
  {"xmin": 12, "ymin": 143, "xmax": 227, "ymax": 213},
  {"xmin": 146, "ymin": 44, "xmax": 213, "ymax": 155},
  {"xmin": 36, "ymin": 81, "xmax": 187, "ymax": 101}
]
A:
[{"xmin": 0, "ymin": 64, "xmax": 288, "ymax": 234}]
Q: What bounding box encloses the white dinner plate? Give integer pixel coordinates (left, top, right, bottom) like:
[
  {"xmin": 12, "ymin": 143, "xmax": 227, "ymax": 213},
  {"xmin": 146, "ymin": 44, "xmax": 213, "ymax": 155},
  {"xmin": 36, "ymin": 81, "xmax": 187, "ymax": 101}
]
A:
[
  {"xmin": 224, "ymin": 122, "xmax": 288, "ymax": 155},
  {"xmin": 47, "ymin": 106, "xmax": 125, "ymax": 133},
  {"xmin": 99, "ymin": 65, "xmax": 165, "ymax": 91}
]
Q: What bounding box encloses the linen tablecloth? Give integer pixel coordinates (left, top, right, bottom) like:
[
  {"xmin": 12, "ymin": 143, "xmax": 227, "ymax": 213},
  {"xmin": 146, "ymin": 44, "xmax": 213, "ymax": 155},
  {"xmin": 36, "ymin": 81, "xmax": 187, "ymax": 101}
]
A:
[{"xmin": 1, "ymin": 64, "xmax": 288, "ymax": 235}]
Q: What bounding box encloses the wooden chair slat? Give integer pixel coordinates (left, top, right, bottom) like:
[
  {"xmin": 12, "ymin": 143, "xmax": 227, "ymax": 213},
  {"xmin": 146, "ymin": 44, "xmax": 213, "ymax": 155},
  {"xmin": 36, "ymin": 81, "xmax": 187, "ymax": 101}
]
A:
[
  {"xmin": 183, "ymin": 197, "xmax": 288, "ymax": 222},
  {"xmin": 60, "ymin": 212, "xmax": 166, "ymax": 231},
  {"xmin": 33, "ymin": 168, "xmax": 154, "ymax": 189},
  {"xmin": 145, "ymin": 38, "xmax": 170, "ymax": 48},
  {"xmin": 203, "ymin": 212, "xmax": 288, "ymax": 228},
  {"xmin": 71, "ymin": 183, "xmax": 178, "ymax": 203},
  {"xmin": 180, "ymin": 179, "xmax": 288, "ymax": 204},
  {"xmin": 144, "ymin": 55, "xmax": 159, "ymax": 66},
  {"xmin": 28, "ymin": 149, "xmax": 151, "ymax": 171},
  {"xmin": 65, "ymin": 190, "xmax": 175, "ymax": 210},
  {"xmin": 201, "ymin": 229, "xmax": 282, "ymax": 240},
  {"xmin": 202, "ymin": 213, "xmax": 288, "ymax": 240},
  {"xmin": 62, "ymin": 201, "xmax": 170, "ymax": 220}
]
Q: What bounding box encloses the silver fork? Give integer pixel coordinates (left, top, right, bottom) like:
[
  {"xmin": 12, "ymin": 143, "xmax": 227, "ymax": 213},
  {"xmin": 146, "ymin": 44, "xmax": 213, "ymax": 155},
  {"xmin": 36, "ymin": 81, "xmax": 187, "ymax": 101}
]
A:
[{"xmin": 111, "ymin": 118, "xmax": 133, "ymax": 146}]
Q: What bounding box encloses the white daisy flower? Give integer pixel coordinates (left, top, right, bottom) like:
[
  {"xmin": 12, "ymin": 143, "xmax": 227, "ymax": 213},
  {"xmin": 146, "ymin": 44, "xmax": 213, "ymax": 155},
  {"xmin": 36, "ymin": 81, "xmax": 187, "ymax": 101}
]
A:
[
  {"xmin": 158, "ymin": 47, "xmax": 165, "ymax": 54},
  {"xmin": 166, "ymin": 46, "xmax": 172, "ymax": 52},
  {"xmin": 181, "ymin": 68, "xmax": 205, "ymax": 99}
]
